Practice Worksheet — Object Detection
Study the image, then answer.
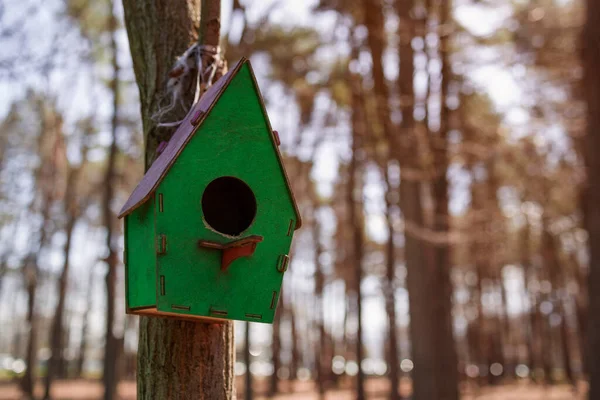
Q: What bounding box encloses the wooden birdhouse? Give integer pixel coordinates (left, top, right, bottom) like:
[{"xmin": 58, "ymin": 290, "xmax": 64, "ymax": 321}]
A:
[{"xmin": 119, "ymin": 58, "xmax": 301, "ymax": 324}]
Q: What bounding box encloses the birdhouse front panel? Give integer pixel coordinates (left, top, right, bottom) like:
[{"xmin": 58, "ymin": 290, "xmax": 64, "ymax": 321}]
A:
[
  {"xmin": 119, "ymin": 58, "xmax": 301, "ymax": 324},
  {"xmin": 154, "ymin": 63, "xmax": 296, "ymax": 323}
]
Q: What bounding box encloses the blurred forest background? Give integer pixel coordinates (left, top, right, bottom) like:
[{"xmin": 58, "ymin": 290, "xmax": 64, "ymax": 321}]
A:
[{"xmin": 0, "ymin": 0, "xmax": 598, "ymax": 399}]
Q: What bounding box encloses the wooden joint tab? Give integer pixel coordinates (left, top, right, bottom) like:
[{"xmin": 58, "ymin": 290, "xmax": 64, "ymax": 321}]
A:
[
  {"xmin": 210, "ymin": 307, "xmax": 228, "ymax": 317},
  {"xmin": 270, "ymin": 291, "xmax": 278, "ymax": 309},
  {"xmin": 191, "ymin": 110, "xmax": 206, "ymax": 126},
  {"xmin": 157, "ymin": 234, "xmax": 167, "ymax": 255},
  {"xmin": 276, "ymin": 255, "xmax": 290, "ymax": 273},
  {"xmin": 171, "ymin": 305, "xmax": 191, "ymax": 311},
  {"xmin": 245, "ymin": 313, "xmax": 263, "ymax": 320}
]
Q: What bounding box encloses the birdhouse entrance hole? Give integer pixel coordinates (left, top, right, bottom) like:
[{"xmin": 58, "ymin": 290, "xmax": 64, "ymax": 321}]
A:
[{"xmin": 202, "ymin": 177, "xmax": 257, "ymax": 236}]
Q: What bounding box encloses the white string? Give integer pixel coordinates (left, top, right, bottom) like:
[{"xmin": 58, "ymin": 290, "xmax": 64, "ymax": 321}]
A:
[{"xmin": 154, "ymin": 44, "xmax": 222, "ymax": 128}]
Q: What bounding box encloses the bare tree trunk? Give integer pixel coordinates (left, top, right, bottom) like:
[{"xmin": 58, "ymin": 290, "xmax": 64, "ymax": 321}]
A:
[
  {"xmin": 520, "ymin": 218, "xmax": 537, "ymax": 375},
  {"xmin": 77, "ymin": 265, "xmax": 95, "ymax": 378},
  {"xmin": 348, "ymin": 56, "xmax": 367, "ymax": 400},
  {"xmin": 383, "ymin": 201, "xmax": 401, "ymax": 399},
  {"xmin": 44, "ymin": 169, "xmax": 79, "ymax": 399},
  {"xmin": 22, "ymin": 255, "xmax": 41, "ymax": 399},
  {"xmin": 122, "ymin": 1, "xmax": 235, "ymax": 398},
  {"xmin": 290, "ymin": 306, "xmax": 299, "ymax": 382},
  {"xmin": 312, "ymin": 210, "xmax": 327, "ymax": 399},
  {"xmin": 540, "ymin": 312, "xmax": 555, "ymax": 384},
  {"xmin": 102, "ymin": 4, "xmax": 121, "ymax": 399},
  {"xmin": 542, "ymin": 222, "xmax": 575, "ymax": 385},
  {"xmin": 559, "ymin": 300, "xmax": 575, "ymax": 386},
  {"xmin": 362, "ymin": 0, "xmax": 401, "ymax": 396},
  {"xmin": 22, "ymin": 206, "xmax": 52, "ymax": 399},
  {"xmin": 22, "ymin": 100, "xmax": 60, "ymax": 400},
  {"xmin": 269, "ymin": 296, "xmax": 282, "ymax": 397},
  {"xmin": 394, "ymin": 1, "xmax": 440, "ymax": 399},
  {"xmin": 430, "ymin": 0, "xmax": 459, "ymax": 397},
  {"xmin": 583, "ymin": 2, "xmax": 600, "ymax": 398},
  {"xmin": 245, "ymin": 322, "xmax": 253, "ymax": 400}
]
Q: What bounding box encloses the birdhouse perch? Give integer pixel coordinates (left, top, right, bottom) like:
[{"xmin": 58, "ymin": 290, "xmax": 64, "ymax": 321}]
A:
[{"xmin": 119, "ymin": 58, "xmax": 301, "ymax": 324}]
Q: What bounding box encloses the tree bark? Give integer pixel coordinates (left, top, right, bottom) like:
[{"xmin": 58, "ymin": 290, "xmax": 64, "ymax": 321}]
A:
[{"xmin": 122, "ymin": 1, "xmax": 235, "ymax": 398}]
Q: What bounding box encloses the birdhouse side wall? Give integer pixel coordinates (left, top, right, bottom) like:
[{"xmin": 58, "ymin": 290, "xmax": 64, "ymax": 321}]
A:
[
  {"xmin": 124, "ymin": 197, "xmax": 157, "ymax": 310},
  {"xmin": 152, "ymin": 63, "xmax": 297, "ymax": 322}
]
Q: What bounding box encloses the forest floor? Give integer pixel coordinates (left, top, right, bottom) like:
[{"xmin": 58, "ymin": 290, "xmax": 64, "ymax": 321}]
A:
[{"xmin": 0, "ymin": 378, "xmax": 586, "ymax": 399}]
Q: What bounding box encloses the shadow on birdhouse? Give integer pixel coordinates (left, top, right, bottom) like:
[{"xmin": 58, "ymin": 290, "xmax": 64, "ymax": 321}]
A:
[{"xmin": 119, "ymin": 58, "xmax": 301, "ymax": 324}]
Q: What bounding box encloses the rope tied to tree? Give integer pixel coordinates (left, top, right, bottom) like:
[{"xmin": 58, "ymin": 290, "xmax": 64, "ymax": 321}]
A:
[{"xmin": 152, "ymin": 43, "xmax": 226, "ymax": 128}]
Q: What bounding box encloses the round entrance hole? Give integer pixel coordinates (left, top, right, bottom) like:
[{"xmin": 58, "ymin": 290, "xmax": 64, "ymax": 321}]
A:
[{"xmin": 201, "ymin": 177, "xmax": 257, "ymax": 236}]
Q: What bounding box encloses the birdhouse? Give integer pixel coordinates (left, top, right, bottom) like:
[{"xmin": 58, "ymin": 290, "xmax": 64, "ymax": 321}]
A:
[{"xmin": 118, "ymin": 58, "xmax": 301, "ymax": 324}]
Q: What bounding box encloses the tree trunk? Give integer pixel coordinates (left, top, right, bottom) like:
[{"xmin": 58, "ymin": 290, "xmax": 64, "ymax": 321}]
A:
[
  {"xmin": 583, "ymin": 2, "xmax": 600, "ymax": 398},
  {"xmin": 394, "ymin": 1, "xmax": 438, "ymax": 399},
  {"xmin": 22, "ymin": 255, "xmax": 41, "ymax": 399},
  {"xmin": 102, "ymin": 4, "xmax": 121, "ymax": 399},
  {"xmin": 44, "ymin": 186, "xmax": 78, "ymax": 399},
  {"xmin": 362, "ymin": 0, "xmax": 401, "ymax": 397},
  {"xmin": 22, "ymin": 102, "xmax": 59, "ymax": 398},
  {"xmin": 430, "ymin": 0, "xmax": 459, "ymax": 396},
  {"xmin": 269, "ymin": 295, "xmax": 283, "ymax": 397},
  {"xmin": 383, "ymin": 197, "xmax": 401, "ymax": 399},
  {"xmin": 312, "ymin": 209, "xmax": 327, "ymax": 398},
  {"xmin": 289, "ymin": 306, "xmax": 299, "ymax": 382},
  {"xmin": 77, "ymin": 263, "xmax": 95, "ymax": 378},
  {"xmin": 245, "ymin": 322, "xmax": 253, "ymax": 400},
  {"xmin": 349, "ymin": 62, "xmax": 367, "ymax": 400},
  {"xmin": 122, "ymin": 1, "xmax": 235, "ymax": 398},
  {"xmin": 542, "ymin": 222, "xmax": 575, "ymax": 385}
]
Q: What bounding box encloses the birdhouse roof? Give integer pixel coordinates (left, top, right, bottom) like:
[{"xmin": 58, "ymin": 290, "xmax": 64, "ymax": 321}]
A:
[{"xmin": 118, "ymin": 58, "xmax": 301, "ymax": 229}]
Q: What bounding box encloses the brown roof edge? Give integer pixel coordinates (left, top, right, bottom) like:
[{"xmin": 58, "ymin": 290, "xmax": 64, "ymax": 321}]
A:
[
  {"xmin": 244, "ymin": 61, "xmax": 303, "ymax": 230},
  {"xmin": 118, "ymin": 57, "xmax": 302, "ymax": 231}
]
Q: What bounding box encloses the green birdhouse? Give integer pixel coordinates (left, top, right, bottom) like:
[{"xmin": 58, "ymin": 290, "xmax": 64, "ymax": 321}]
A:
[{"xmin": 118, "ymin": 58, "xmax": 301, "ymax": 324}]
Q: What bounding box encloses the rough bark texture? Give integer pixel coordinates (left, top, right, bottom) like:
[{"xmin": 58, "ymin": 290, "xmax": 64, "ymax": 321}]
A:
[
  {"xmin": 122, "ymin": 1, "xmax": 235, "ymax": 399},
  {"xmin": 123, "ymin": 0, "xmax": 202, "ymax": 166},
  {"xmin": 137, "ymin": 319, "xmax": 235, "ymax": 399},
  {"xmin": 583, "ymin": 1, "xmax": 600, "ymax": 398}
]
